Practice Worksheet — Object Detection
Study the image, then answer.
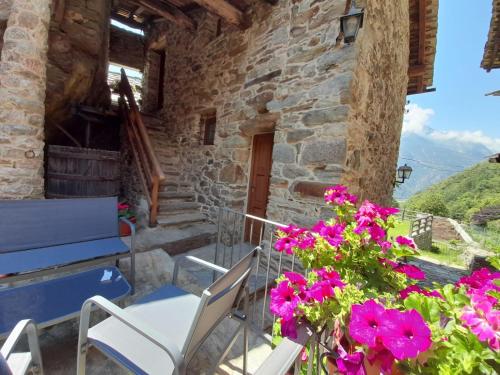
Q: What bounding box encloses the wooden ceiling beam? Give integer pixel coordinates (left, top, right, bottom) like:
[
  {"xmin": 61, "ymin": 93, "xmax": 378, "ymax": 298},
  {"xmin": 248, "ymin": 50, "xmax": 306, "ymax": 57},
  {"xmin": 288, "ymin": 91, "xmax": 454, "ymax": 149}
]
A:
[
  {"xmin": 408, "ymin": 64, "xmax": 425, "ymax": 77},
  {"xmin": 131, "ymin": 0, "xmax": 196, "ymax": 30},
  {"xmin": 191, "ymin": 0, "xmax": 251, "ymax": 29},
  {"xmin": 111, "ymin": 11, "xmax": 146, "ymax": 29}
]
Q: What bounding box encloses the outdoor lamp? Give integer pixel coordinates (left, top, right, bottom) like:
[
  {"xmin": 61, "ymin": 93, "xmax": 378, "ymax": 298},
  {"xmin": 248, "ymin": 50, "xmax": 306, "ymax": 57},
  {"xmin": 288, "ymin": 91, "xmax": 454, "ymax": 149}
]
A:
[
  {"xmin": 340, "ymin": 1, "xmax": 364, "ymax": 44},
  {"xmin": 395, "ymin": 164, "xmax": 413, "ymax": 186}
]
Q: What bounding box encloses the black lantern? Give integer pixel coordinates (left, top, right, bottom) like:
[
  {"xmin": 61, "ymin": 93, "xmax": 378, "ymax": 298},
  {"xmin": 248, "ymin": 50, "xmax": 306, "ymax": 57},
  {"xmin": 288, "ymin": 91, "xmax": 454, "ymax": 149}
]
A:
[
  {"xmin": 394, "ymin": 164, "xmax": 413, "ymax": 186},
  {"xmin": 340, "ymin": 1, "xmax": 364, "ymax": 44}
]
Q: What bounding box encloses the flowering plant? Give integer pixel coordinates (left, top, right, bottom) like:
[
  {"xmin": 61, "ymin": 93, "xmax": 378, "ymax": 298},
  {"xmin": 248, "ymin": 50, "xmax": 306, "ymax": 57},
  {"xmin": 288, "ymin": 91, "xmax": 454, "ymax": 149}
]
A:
[{"xmin": 270, "ymin": 185, "xmax": 500, "ymax": 374}]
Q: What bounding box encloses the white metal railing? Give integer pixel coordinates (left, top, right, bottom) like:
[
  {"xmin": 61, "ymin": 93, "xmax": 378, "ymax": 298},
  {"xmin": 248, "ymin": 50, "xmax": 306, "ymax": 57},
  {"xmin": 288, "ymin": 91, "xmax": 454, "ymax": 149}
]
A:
[{"xmin": 214, "ymin": 207, "xmax": 300, "ymax": 332}]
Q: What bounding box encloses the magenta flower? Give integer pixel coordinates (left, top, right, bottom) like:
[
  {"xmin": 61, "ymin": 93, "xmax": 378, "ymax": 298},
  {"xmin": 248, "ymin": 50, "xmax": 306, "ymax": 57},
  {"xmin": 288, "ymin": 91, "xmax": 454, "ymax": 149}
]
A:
[
  {"xmin": 396, "ymin": 236, "xmax": 416, "ymax": 249},
  {"xmin": 379, "ymin": 309, "xmax": 432, "ymax": 360},
  {"xmin": 394, "ymin": 264, "xmax": 426, "ymax": 280},
  {"xmin": 298, "ymin": 234, "xmax": 316, "ymax": 250},
  {"xmin": 461, "ymin": 294, "xmax": 500, "ymax": 351},
  {"xmin": 457, "ymin": 268, "xmax": 500, "ymax": 294},
  {"xmin": 336, "ymin": 346, "xmax": 366, "ymax": 375},
  {"xmin": 270, "ymin": 281, "xmax": 301, "ymax": 320},
  {"xmin": 280, "ymin": 318, "xmax": 298, "ymax": 339},
  {"xmin": 284, "ymin": 272, "xmax": 307, "ymax": 286},
  {"xmin": 324, "ymin": 185, "xmax": 358, "ymax": 206},
  {"xmin": 378, "ymin": 207, "xmax": 400, "ymax": 220},
  {"xmin": 399, "ymin": 285, "xmax": 443, "ymax": 300},
  {"xmin": 368, "ymin": 224, "xmax": 386, "ymax": 242},
  {"xmin": 378, "ymin": 241, "xmax": 392, "ymax": 253},
  {"xmin": 378, "ymin": 258, "xmax": 398, "ymax": 269},
  {"xmin": 313, "ymin": 221, "xmax": 345, "ymax": 247},
  {"xmin": 366, "ymin": 345, "xmax": 395, "ymax": 374},
  {"xmin": 274, "ymin": 236, "xmax": 298, "ymax": 255},
  {"xmin": 307, "ymin": 280, "xmax": 335, "ymax": 303},
  {"xmin": 349, "ymin": 300, "xmax": 386, "ymax": 348}
]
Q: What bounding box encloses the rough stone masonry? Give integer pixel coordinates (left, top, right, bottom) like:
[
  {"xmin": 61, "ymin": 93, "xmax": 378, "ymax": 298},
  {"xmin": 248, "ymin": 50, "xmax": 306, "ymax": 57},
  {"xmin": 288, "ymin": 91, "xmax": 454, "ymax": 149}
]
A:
[
  {"xmin": 143, "ymin": 0, "xmax": 409, "ymax": 226},
  {"xmin": 0, "ymin": 0, "xmax": 51, "ymax": 199}
]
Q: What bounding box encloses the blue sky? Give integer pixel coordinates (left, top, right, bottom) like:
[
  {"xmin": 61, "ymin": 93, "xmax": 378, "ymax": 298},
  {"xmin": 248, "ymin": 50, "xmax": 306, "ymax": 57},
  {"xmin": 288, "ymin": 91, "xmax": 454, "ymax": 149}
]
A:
[{"xmin": 404, "ymin": 0, "xmax": 500, "ymax": 151}]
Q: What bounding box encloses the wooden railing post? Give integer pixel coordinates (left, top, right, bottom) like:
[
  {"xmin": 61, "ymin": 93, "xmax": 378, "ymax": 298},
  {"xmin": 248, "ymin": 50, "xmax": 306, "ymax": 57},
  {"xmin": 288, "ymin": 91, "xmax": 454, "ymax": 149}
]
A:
[{"xmin": 118, "ymin": 69, "xmax": 165, "ymax": 227}]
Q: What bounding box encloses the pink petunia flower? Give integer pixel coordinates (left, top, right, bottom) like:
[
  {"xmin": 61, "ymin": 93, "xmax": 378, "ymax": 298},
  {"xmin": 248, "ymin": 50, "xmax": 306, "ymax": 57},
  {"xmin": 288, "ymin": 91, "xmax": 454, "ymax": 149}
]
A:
[
  {"xmin": 399, "ymin": 285, "xmax": 443, "ymax": 300},
  {"xmin": 368, "ymin": 224, "xmax": 386, "ymax": 242},
  {"xmin": 461, "ymin": 294, "xmax": 500, "ymax": 351},
  {"xmin": 280, "ymin": 317, "xmax": 298, "ymax": 339},
  {"xmin": 396, "ymin": 236, "xmax": 416, "ymax": 249},
  {"xmin": 270, "ymin": 281, "xmax": 301, "ymax": 320},
  {"xmin": 394, "ymin": 264, "xmax": 426, "ymax": 280},
  {"xmin": 313, "ymin": 221, "xmax": 345, "ymax": 247},
  {"xmin": 349, "ymin": 300, "xmax": 386, "ymax": 348},
  {"xmin": 379, "ymin": 309, "xmax": 432, "ymax": 360},
  {"xmin": 366, "ymin": 344, "xmax": 395, "ymax": 374},
  {"xmin": 324, "ymin": 185, "xmax": 358, "ymax": 206},
  {"xmin": 274, "ymin": 237, "xmax": 298, "ymax": 255},
  {"xmin": 284, "ymin": 272, "xmax": 307, "ymax": 286},
  {"xmin": 297, "ymin": 234, "xmax": 316, "ymax": 250},
  {"xmin": 378, "ymin": 258, "xmax": 398, "ymax": 269},
  {"xmin": 335, "ymin": 345, "xmax": 366, "ymax": 375},
  {"xmin": 378, "ymin": 241, "xmax": 392, "ymax": 253},
  {"xmin": 306, "ymin": 280, "xmax": 335, "ymax": 303}
]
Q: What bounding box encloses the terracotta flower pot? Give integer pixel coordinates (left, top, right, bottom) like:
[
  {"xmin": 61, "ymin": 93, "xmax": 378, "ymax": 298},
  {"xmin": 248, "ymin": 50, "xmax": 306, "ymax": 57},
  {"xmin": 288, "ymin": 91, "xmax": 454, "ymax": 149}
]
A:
[{"xmin": 119, "ymin": 217, "xmax": 136, "ymax": 237}]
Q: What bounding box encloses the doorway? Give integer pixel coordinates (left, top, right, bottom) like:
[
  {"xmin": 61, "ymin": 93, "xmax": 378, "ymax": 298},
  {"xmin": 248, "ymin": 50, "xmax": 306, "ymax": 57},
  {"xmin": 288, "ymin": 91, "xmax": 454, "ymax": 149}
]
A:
[{"xmin": 246, "ymin": 133, "xmax": 275, "ymax": 244}]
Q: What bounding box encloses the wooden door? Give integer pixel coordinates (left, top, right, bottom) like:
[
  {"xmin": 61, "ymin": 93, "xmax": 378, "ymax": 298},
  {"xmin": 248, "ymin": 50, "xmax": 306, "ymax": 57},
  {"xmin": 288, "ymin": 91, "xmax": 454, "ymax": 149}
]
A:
[{"xmin": 246, "ymin": 133, "xmax": 274, "ymax": 244}]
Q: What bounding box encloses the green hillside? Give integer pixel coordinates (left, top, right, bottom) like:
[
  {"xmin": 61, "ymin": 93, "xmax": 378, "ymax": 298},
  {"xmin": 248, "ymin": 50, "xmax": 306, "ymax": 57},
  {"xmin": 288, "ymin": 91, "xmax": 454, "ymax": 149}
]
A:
[{"xmin": 405, "ymin": 162, "xmax": 500, "ymax": 221}]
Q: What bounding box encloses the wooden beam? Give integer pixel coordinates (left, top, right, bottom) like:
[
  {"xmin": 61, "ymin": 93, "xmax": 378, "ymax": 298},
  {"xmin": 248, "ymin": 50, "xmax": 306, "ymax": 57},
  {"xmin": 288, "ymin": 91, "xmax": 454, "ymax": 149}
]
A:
[
  {"xmin": 111, "ymin": 11, "xmax": 145, "ymax": 30},
  {"xmin": 408, "ymin": 64, "xmax": 425, "ymax": 77},
  {"xmin": 132, "ymin": 0, "xmax": 196, "ymax": 30},
  {"xmin": 52, "ymin": 0, "xmax": 66, "ymax": 23},
  {"xmin": 418, "ymin": 0, "xmax": 426, "ymax": 66},
  {"xmin": 192, "ymin": 0, "xmax": 251, "ymax": 29}
]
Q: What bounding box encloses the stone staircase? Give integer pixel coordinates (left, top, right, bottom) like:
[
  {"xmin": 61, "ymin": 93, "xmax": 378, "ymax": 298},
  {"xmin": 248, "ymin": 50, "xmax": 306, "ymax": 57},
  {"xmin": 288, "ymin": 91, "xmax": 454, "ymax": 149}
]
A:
[{"xmin": 134, "ymin": 113, "xmax": 217, "ymax": 254}]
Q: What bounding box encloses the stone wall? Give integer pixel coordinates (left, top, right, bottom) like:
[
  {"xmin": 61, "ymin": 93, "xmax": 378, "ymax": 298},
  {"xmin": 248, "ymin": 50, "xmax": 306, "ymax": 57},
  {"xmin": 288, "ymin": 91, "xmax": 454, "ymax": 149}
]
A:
[
  {"xmin": 44, "ymin": 0, "xmax": 111, "ymax": 142},
  {"xmin": 342, "ymin": 0, "xmax": 409, "ymax": 205},
  {"xmin": 0, "ymin": 0, "xmax": 51, "ymax": 199},
  {"xmin": 139, "ymin": 0, "xmax": 410, "ymax": 226},
  {"xmin": 109, "ymin": 25, "xmax": 145, "ymax": 71}
]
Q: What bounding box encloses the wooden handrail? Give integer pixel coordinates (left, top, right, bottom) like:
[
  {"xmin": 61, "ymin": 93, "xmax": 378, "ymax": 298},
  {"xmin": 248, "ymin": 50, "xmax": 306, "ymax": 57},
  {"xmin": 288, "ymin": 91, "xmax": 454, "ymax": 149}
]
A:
[{"xmin": 118, "ymin": 68, "xmax": 165, "ymax": 226}]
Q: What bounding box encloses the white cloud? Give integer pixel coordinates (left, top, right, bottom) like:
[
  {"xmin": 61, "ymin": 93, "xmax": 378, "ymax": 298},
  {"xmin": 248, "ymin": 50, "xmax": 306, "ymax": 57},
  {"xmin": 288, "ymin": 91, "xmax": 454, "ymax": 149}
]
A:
[
  {"xmin": 403, "ymin": 103, "xmax": 434, "ymax": 134},
  {"xmin": 403, "ymin": 103, "xmax": 500, "ymax": 152}
]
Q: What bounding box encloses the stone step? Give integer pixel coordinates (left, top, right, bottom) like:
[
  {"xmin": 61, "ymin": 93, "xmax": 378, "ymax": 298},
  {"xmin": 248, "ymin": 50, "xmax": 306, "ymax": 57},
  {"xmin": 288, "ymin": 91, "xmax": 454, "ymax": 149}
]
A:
[
  {"xmin": 134, "ymin": 223, "xmax": 217, "ymax": 256},
  {"xmin": 159, "ymin": 201, "xmax": 201, "ymax": 213},
  {"xmin": 157, "ymin": 212, "xmax": 206, "ymax": 227},
  {"xmin": 159, "ymin": 191, "xmax": 196, "ymax": 201}
]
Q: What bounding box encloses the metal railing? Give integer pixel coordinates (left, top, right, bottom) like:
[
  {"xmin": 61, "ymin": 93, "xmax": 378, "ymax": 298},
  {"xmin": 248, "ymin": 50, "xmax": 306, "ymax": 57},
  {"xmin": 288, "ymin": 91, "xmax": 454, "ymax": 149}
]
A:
[{"xmin": 213, "ymin": 208, "xmax": 302, "ymax": 332}]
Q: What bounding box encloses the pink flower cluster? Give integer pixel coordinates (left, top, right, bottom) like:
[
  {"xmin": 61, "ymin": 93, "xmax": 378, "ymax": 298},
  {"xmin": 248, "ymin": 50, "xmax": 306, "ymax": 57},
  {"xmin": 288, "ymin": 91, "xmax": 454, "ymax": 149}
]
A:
[
  {"xmin": 458, "ymin": 268, "xmax": 500, "ymax": 351},
  {"xmin": 325, "ymin": 185, "xmax": 358, "ymax": 206},
  {"xmin": 399, "ymin": 285, "xmax": 443, "ymax": 300},
  {"xmin": 379, "ymin": 258, "xmax": 426, "ymax": 280},
  {"xmin": 270, "ymin": 269, "xmax": 345, "ymax": 338},
  {"xmin": 354, "ymin": 201, "xmax": 399, "ymax": 244},
  {"xmin": 348, "ymin": 300, "xmax": 432, "ymax": 372},
  {"xmin": 274, "ymin": 225, "xmax": 316, "ymax": 254}
]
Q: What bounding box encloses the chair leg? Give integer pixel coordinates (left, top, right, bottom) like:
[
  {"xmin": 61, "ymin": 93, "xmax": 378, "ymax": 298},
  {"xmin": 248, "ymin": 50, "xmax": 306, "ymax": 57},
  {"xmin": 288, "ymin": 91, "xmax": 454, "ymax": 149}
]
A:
[
  {"xmin": 26, "ymin": 322, "xmax": 44, "ymax": 375},
  {"xmin": 76, "ymin": 301, "xmax": 93, "ymax": 375}
]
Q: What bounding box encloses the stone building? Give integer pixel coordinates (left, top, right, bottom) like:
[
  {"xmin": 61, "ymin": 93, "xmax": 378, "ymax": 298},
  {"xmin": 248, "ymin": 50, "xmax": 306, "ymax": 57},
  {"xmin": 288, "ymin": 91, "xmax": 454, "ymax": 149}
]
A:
[
  {"xmin": 0, "ymin": 0, "xmax": 438, "ymax": 231},
  {"xmin": 482, "ymin": 0, "xmax": 500, "ymax": 96}
]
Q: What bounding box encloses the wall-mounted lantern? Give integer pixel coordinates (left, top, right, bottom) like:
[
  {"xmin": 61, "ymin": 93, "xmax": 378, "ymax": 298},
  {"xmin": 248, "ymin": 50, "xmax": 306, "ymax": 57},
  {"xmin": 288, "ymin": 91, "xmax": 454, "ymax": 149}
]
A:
[
  {"xmin": 340, "ymin": 1, "xmax": 364, "ymax": 44},
  {"xmin": 394, "ymin": 164, "xmax": 413, "ymax": 186}
]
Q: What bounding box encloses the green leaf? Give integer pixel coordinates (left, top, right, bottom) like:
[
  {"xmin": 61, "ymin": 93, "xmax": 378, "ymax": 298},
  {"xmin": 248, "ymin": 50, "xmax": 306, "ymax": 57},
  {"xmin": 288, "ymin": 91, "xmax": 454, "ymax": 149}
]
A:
[{"xmin": 404, "ymin": 293, "xmax": 441, "ymax": 324}]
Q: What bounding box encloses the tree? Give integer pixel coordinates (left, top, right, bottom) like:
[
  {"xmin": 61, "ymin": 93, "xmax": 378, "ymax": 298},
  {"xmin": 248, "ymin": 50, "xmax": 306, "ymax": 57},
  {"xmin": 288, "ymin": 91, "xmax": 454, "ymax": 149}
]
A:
[{"xmin": 408, "ymin": 192, "xmax": 449, "ymax": 217}]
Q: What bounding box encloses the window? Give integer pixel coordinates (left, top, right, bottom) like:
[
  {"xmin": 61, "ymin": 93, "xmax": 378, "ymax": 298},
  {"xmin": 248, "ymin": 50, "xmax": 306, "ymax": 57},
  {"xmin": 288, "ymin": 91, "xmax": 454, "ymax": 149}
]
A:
[{"xmin": 201, "ymin": 111, "xmax": 217, "ymax": 145}]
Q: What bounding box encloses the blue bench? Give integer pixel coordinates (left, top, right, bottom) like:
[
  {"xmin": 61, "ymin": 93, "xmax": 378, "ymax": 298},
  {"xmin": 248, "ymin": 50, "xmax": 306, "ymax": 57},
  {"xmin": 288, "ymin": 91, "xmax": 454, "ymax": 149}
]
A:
[{"xmin": 0, "ymin": 197, "xmax": 135, "ymax": 338}]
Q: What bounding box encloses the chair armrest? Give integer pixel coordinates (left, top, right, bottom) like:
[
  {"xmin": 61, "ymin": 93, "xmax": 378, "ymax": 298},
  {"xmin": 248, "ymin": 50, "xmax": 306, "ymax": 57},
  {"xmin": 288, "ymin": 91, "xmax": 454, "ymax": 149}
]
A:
[
  {"xmin": 119, "ymin": 217, "xmax": 136, "ymax": 294},
  {"xmin": 1, "ymin": 319, "xmax": 43, "ymax": 374},
  {"xmin": 172, "ymin": 256, "xmax": 228, "ymax": 286},
  {"xmin": 78, "ymin": 296, "xmax": 186, "ymax": 375}
]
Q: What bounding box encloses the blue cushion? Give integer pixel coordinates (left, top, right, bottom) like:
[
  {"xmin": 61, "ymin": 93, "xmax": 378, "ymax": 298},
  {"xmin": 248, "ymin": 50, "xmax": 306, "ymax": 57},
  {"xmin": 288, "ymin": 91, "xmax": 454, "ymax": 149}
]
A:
[
  {"xmin": 0, "ymin": 197, "xmax": 119, "ymax": 253},
  {"xmin": 0, "ymin": 237, "xmax": 129, "ymax": 275},
  {"xmin": 0, "ymin": 267, "xmax": 131, "ymax": 337},
  {"xmin": 0, "ymin": 353, "xmax": 11, "ymax": 375}
]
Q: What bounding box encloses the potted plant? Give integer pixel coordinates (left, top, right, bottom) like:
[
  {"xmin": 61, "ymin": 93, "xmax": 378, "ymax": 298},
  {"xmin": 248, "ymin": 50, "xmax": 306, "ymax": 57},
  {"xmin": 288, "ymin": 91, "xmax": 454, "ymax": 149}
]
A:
[
  {"xmin": 270, "ymin": 185, "xmax": 499, "ymax": 374},
  {"xmin": 118, "ymin": 201, "xmax": 136, "ymax": 237}
]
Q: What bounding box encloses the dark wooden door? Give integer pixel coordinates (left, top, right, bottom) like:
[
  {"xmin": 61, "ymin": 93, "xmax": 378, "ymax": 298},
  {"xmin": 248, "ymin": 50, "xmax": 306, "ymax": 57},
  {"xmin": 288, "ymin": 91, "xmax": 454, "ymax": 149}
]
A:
[{"xmin": 246, "ymin": 133, "xmax": 274, "ymax": 244}]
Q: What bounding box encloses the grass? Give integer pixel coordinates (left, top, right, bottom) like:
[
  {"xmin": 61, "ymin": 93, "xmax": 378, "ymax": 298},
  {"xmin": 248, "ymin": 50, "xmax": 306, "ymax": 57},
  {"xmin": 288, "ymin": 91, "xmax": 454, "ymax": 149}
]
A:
[
  {"xmin": 417, "ymin": 241, "xmax": 467, "ymax": 268},
  {"xmin": 388, "ymin": 220, "xmax": 411, "ymax": 239},
  {"xmin": 465, "ymin": 225, "xmax": 500, "ymax": 254}
]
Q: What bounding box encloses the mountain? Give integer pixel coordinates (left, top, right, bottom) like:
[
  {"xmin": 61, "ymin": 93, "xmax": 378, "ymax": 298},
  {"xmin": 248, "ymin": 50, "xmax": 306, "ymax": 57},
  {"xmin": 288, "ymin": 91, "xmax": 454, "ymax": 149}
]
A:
[
  {"xmin": 405, "ymin": 162, "xmax": 500, "ymax": 221},
  {"xmin": 394, "ymin": 131, "xmax": 492, "ymax": 200}
]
